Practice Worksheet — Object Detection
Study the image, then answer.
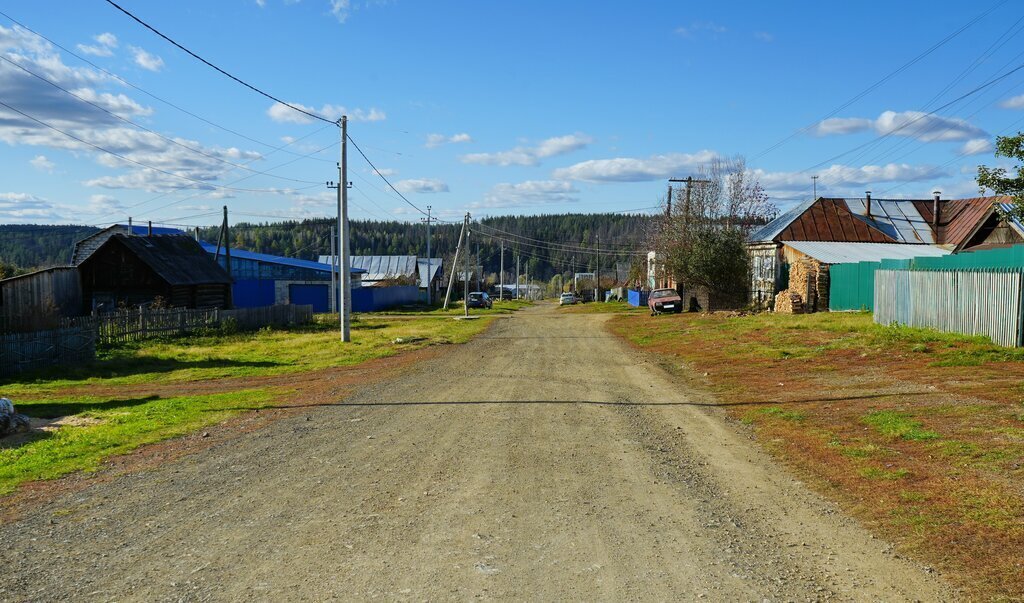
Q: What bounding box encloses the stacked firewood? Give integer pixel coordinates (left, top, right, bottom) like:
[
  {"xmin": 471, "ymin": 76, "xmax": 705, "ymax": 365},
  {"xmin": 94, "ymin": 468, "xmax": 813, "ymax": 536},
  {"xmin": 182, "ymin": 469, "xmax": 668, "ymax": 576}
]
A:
[
  {"xmin": 774, "ymin": 290, "xmax": 804, "ymax": 314},
  {"xmin": 815, "ymin": 264, "xmax": 830, "ymax": 312}
]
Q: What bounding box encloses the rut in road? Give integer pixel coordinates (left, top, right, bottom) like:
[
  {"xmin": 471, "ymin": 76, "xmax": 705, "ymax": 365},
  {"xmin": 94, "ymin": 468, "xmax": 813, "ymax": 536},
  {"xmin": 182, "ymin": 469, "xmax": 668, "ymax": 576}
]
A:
[{"xmin": 0, "ymin": 304, "xmax": 951, "ymax": 601}]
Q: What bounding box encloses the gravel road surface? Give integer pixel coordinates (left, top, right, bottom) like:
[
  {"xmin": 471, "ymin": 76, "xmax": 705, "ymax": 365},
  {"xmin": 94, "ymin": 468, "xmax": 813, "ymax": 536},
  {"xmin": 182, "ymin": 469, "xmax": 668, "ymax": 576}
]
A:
[{"xmin": 0, "ymin": 304, "xmax": 951, "ymax": 601}]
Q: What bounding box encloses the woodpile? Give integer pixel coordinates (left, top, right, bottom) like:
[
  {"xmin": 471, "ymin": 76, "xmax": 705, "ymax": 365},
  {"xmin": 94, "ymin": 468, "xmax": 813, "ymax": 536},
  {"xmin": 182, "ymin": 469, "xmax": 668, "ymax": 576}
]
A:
[
  {"xmin": 774, "ymin": 290, "xmax": 804, "ymax": 314},
  {"xmin": 774, "ymin": 258, "xmax": 828, "ymax": 314}
]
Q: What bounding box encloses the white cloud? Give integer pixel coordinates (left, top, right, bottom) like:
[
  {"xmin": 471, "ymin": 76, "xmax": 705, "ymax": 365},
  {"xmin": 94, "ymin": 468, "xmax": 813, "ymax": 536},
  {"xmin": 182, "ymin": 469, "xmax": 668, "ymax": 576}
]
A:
[
  {"xmin": 0, "ymin": 25, "xmax": 273, "ymax": 205},
  {"xmin": 754, "ymin": 31, "xmax": 774, "ymax": 42},
  {"xmin": 960, "ymin": 138, "xmax": 993, "ymax": 156},
  {"xmin": 266, "ymin": 101, "xmax": 386, "ymax": 124},
  {"xmin": 813, "ymin": 117, "xmax": 873, "ymax": 136},
  {"xmin": 87, "ymin": 194, "xmax": 122, "ymax": 213},
  {"xmin": 330, "ymin": 0, "xmax": 351, "ymax": 22},
  {"xmin": 372, "ymin": 167, "xmax": 396, "ymax": 177},
  {"xmin": 130, "ymin": 46, "xmax": 164, "ymax": 72},
  {"xmin": 425, "ymin": 132, "xmax": 472, "ymax": 148},
  {"xmin": 552, "ymin": 150, "xmax": 719, "ymax": 182},
  {"xmin": 475, "ymin": 180, "xmax": 579, "ymax": 209},
  {"xmin": 674, "ymin": 21, "xmax": 726, "ymax": 38},
  {"xmin": 395, "ymin": 178, "xmax": 449, "ymax": 194},
  {"xmin": 76, "ymin": 32, "xmax": 118, "ymax": 57},
  {"xmin": 1000, "ymin": 94, "xmax": 1024, "ymax": 110},
  {"xmin": 0, "ymin": 192, "xmax": 61, "ymax": 222},
  {"xmin": 30, "ymin": 155, "xmax": 55, "ymax": 172},
  {"xmin": 756, "ymin": 163, "xmax": 947, "ymax": 190},
  {"xmin": 814, "ymin": 110, "xmax": 987, "ymax": 142},
  {"xmin": 461, "ymin": 133, "xmax": 593, "ymax": 166}
]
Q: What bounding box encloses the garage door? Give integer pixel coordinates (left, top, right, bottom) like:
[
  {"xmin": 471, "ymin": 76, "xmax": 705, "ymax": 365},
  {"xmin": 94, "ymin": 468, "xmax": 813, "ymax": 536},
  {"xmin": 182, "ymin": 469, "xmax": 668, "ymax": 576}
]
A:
[{"xmin": 289, "ymin": 283, "xmax": 329, "ymax": 312}]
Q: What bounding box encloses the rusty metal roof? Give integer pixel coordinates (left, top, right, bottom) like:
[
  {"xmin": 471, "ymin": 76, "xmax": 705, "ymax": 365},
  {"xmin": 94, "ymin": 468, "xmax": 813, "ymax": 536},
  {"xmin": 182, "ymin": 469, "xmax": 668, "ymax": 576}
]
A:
[
  {"xmin": 771, "ymin": 198, "xmax": 897, "ymax": 243},
  {"xmin": 910, "ymin": 196, "xmax": 1010, "ymax": 249},
  {"xmin": 782, "ymin": 241, "xmax": 951, "ymax": 264}
]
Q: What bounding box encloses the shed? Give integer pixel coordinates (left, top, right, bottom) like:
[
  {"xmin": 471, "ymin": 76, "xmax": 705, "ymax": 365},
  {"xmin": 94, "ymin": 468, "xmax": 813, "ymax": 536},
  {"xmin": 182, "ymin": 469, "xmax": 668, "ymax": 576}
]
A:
[
  {"xmin": 0, "ymin": 266, "xmax": 82, "ymax": 329},
  {"xmin": 71, "ymin": 223, "xmax": 186, "ymax": 265},
  {"xmin": 79, "ymin": 234, "xmax": 231, "ymax": 312}
]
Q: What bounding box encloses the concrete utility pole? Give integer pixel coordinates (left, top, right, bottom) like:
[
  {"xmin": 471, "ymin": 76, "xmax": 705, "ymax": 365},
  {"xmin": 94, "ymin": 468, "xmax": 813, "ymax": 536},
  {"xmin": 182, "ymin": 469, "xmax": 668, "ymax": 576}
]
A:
[
  {"xmin": 222, "ymin": 205, "xmax": 232, "ymax": 308},
  {"xmin": 475, "ymin": 240, "xmax": 481, "ymax": 293},
  {"xmin": 516, "ymin": 254, "xmax": 520, "ymax": 300},
  {"xmin": 525, "ymin": 262, "xmax": 529, "ymax": 301},
  {"xmin": 499, "ymin": 239, "xmax": 504, "ymax": 300},
  {"xmin": 463, "ymin": 221, "xmax": 471, "ymax": 317},
  {"xmin": 194, "ymin": 226, "xmax": 200, "ymax": 242},
  {"xmin": 596, "ymin": 235, "xmax": 601, "ymax": 302},
  {"xmin": 329, "ymin": 227, "xmax": 336, "ymax": 313},
  {"xmin": 339, "ymin": 117, "xmax": 351, "ymax": 341},
  {"xmin": 422, "ymin": 206, "xmax": 433, "ymax": 305},
  {"xmin": 443, "ymin": 213, "xmax": 468, "ymax": 310},
  {"xmin": 812, "ymin": 175, "xmax": 819, "ymax": 200}
]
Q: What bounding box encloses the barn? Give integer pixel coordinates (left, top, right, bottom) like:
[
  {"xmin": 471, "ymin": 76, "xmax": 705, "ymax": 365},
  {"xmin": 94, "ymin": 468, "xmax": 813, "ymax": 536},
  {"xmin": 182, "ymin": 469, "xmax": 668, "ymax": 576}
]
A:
[
  {"xmin": 0, "ymin": 267, "xmax": 82, "ymax": 329},
  {"xmin": 78, "ymin": 234, "xmax": 231, "ymax": 312}
]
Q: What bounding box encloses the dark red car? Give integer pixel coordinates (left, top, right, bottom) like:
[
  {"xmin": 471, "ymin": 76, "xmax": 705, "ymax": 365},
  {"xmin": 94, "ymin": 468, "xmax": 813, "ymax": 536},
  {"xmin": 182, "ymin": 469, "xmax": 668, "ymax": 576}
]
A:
[{"xmin": 648, "ymin": 288, "xmax": 683, "ymax": 315}]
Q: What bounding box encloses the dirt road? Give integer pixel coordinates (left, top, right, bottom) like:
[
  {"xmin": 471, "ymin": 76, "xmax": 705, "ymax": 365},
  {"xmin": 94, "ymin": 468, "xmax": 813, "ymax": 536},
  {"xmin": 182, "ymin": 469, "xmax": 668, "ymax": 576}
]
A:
[{"xmin": 0, "ymin": 305, "xmax": 951, "ymax": 601}]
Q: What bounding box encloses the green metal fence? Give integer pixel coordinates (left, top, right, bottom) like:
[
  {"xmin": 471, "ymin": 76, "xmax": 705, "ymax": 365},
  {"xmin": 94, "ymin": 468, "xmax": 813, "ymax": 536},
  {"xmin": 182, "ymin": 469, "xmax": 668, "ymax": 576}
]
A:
[
  {"xmin": 830, "ymin": 245, "xmax": 1024, "ymax": 312},
  {"xmin": 829, "ymin": 261, "xmax": 881, "ymax": 311}
]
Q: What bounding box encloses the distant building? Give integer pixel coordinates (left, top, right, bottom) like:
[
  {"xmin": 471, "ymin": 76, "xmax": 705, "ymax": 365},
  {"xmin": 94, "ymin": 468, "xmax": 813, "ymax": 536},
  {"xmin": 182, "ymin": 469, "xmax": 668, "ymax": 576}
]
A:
[
  {"xmin": 78, "ymin": 234, "xmax": 231, "ymax": 312},
  {"xmin": 203, "ymin": 243, "xmax": 364, "ymax": 311}
]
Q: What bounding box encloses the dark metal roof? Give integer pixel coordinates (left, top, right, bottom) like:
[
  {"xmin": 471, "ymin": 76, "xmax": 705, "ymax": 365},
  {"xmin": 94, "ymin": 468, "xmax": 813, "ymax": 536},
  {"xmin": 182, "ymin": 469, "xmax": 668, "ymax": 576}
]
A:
[{"xmin": 107, "ymin": 234, "xmax": 231, "ymax": 286}]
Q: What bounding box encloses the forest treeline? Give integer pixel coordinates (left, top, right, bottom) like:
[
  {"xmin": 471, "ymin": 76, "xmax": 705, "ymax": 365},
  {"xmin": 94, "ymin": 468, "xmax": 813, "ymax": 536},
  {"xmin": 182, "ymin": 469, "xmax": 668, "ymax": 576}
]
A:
[{"xmin": 0, "ymin": 213, "xmax": 654, "ymax": 282}]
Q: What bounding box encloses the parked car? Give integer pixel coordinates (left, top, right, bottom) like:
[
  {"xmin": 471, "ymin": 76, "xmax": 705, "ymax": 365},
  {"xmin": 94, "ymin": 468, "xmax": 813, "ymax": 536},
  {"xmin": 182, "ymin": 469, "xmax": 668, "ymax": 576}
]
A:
[
  {"xmin": 559, "ymin": 292, "xmax": 576, "ymax": 306},
  {"xmin": 648, "ymin": 288, "xmax": 683, "ymax": 314},
  {"xmin": 467, "ymin": 291, "xmax": 492, "ymax": 309}
]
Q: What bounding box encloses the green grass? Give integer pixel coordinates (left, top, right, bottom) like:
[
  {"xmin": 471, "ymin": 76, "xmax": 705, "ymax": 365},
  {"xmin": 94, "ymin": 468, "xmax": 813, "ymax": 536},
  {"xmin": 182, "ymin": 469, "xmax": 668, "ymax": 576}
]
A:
[
  {"xmin": 860, "ymin": 466, "xmax": 911, "ymax": 480},
  {"xmin": 1, "ymin": 313, "xmax": 498, "ymax": 396},
  {"xmin": 863, "ymin": 410, "xmax": 939, "ymax": 441},
  {"xmin": 0, "ymin": 308, "xmax": 515, "ymax": 496},
  {"xmin": 750, "ymin": 406, "xmax": 807, "ymax": 422},
  {"xmin": 0, "ymin": 389, "xmax": 274, "ymax": 495}
]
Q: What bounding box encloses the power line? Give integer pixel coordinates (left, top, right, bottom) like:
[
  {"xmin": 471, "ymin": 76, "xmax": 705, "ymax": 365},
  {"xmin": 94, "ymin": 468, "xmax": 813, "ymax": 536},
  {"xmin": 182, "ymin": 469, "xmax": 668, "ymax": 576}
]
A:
[
  {"xmin": 0, "ymin": 9, "xmax": 336, "ymax": 164},
  {"xmin": 104, "ymin": 0, "xmax": 335, "ymax": 125},
  {"xmin": 0, "ymin": 55, "xmax": 321, "ymax": 186},
  {"xmin": 751, "ymin": 0, "xmax": 1009, "ymax": 162},
  {"xmin": 346, "ymin": 134, "xmax": 429, "ymax": 217},
  {"xmin": 0, "ymin": 99, "xmax": 317, "ymax": 195}
]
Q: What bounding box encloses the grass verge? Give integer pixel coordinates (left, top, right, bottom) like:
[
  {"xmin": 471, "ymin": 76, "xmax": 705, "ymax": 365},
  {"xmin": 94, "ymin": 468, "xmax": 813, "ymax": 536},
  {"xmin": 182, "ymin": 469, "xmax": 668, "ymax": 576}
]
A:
[{"xmin": 603, "ymin": 309, "xmax": 1024, "ymax": 600}]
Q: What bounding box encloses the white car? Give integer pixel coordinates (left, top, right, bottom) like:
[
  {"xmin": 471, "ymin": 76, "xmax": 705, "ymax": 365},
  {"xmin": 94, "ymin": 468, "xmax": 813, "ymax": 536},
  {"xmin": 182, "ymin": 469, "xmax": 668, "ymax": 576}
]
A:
[{"xmin": 559, "ymin": 292, "xmax": 576, "ymax": 305}]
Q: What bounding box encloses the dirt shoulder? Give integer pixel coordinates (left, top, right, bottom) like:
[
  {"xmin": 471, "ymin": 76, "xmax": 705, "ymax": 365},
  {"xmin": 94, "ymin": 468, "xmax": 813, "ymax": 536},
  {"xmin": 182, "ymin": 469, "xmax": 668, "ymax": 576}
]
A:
[
  {"xmin": 0, "ymin": 304, "xmax": 950, "ymax": 601},
  {"xmin": 603, "ymin": 307, "xmax": 1024, "ymax": 600}
]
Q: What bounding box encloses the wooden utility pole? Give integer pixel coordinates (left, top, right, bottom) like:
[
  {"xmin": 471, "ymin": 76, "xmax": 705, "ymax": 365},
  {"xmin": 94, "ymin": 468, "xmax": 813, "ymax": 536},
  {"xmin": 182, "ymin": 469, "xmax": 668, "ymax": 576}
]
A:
[
  {"xmin": 516, "ymin": 254, "xmax": 520, "ymax": 300},
  {"xmin": 222, "ymin": 205, "xmax": 232, "ymax": 308},
  {"xmin": 499, "ymin": 239, "xmax": 504, "ymax": 300},
  {"xmin": 666, "ymin": 184, "xmax": 673, "ymax": 217},
  {"xmin": 669, "ymin": 176, "xmax": 712, "ymax": 226},
  {"xmin": 596, "ymin": 235, "xmax": 601, "ymax": 302},
  {"xmin": 443, "ymin": 213, "xmax": 468, "ymax": 310},
  {"xmin": 422, "ymin": 206, "xmax": 434, "ymax": 305}
]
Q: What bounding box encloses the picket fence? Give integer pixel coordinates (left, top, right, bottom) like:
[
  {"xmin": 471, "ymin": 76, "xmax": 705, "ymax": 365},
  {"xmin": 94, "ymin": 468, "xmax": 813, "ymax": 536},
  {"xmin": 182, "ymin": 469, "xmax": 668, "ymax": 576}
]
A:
[{"xmin": 0, "ymin": 304, "xmax": 313, "ymax": 376}]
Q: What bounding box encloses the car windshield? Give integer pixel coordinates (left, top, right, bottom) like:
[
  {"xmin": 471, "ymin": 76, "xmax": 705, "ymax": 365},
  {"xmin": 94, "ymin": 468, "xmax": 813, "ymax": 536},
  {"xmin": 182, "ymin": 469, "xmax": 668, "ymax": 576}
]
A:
[{"xmin": 650, "ymin": 290, "xmax": 677, "ymax": 299}]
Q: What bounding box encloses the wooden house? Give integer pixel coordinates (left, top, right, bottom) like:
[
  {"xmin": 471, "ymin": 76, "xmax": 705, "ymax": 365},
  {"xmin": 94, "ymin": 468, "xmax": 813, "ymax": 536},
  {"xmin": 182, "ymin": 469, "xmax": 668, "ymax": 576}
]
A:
[
  {"xmin": 78, "ymin": 234, "xmax": 231, "ymax": 312},
  {"xmin": 0, "ymin": 267, "xmax": 82, "ymax": 328}
]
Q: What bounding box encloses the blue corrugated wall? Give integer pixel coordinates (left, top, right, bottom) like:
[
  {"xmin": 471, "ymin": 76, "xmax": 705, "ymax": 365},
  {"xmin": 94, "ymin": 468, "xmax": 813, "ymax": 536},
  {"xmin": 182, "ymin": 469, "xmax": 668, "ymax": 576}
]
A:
[
  {"xmin": 232, "ymin": 279, "xmax": 276, "ymax": 308},
  {"xmin": 351, "ymin": 286, "xmax": 420, "ymax": 312}
]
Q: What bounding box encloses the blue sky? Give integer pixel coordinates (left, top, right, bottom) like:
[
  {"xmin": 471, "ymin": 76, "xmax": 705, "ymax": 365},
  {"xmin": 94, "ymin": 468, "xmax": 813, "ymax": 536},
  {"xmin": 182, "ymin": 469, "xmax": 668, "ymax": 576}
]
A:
[{"xmin": 1, "ymin": 0, "xmax": 1023, "ymax": 227}]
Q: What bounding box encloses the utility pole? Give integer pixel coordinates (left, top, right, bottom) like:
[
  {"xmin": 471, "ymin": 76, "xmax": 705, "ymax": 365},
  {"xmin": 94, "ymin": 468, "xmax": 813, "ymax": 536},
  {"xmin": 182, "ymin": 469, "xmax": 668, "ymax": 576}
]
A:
[
  {"xmin": 499, "ymin": 239, "xmax": 504, "ymax": 301},
  {"xmin": 596, "ymin": 234, "xmax": 601, "ymax": 302},
  {"xmin": 443, "ymin": 213, "xmax": 468, "ymax": 310},
  {"xmin": 422, "ymin": 206, "xmax": 434, "ymax": 305},
  {"xmin": 338, "ymin": 117, "xmax": 351, "ymax": 341},
  {"xmin": 812, "ymin": 175, "xmax": 818, "ymax": 200},
  {"xmin": 475, "ymin": 240, "xmax": 481, "ymax": 293},
  {"xmin": 525, "ymin": 262, "xmax": 529, "ymax": 301},
  {"xmin": 329, "ymin": 227, "xmax": 336, "ymax": 313},
  {"xmin": 194, "ymin": 226, "xmax": 199, "ymax": 242},
  {"xmin": 666, "ymin": 184, "xmax": 673, "ymax": 217},
  {"xmin": 669, "ymin": 176, "xmax": 712, "ymax": 227},
  {"xmin": 222, "ymin": 205, "xmax": 232, "ymax": 308},
  {"xmin": 463, "ymin": 222, "xmax": 471, "ymax": 317},
  {"xmin": 516, "ymin": 254, "xmax": 520, "ymax": 300}
]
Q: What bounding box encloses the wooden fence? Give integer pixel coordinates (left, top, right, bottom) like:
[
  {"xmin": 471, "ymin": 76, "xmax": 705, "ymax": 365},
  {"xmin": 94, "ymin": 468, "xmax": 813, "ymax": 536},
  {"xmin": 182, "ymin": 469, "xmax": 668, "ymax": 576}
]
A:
[{"xmin": 0, "ymin": 304, "xmax": 313, "ymax": 376}]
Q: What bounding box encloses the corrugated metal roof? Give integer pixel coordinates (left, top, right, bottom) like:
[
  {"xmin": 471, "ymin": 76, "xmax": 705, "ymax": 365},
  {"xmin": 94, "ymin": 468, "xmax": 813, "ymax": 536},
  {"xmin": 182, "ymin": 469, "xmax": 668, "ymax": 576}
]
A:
[
  {"xmin": 416, "ymin": 258, "xmax": 443, "ymax": 288},
  {"xmin": 202, "ymin": 243, "xmax": 366, "ymax": 274},
  {"xmin": 320, "ymin": 255, "xmax": 418, "ymax": 281},
  {"xmin": 776, "ymin": 198, "xmax": 896, "ymax": 243},
  {"xmin": 749, "ymin": 197, "xmax": 816, "ymax": 242},
  {"xmin": 782, "ymin": 241, "xmax": 951, "ymax": 264}
]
